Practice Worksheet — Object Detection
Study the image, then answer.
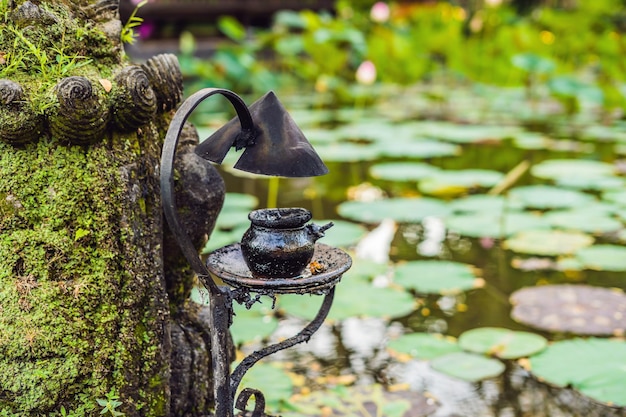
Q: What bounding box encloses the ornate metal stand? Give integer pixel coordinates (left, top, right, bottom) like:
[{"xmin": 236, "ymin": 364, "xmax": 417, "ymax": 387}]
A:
[
  {"xmin": 160, "ymin": 88, "xmax": 351, "ymax": 417},
  {"xmin": 206, "ymin": 243, "xmax": 351, "ymax": 416}
]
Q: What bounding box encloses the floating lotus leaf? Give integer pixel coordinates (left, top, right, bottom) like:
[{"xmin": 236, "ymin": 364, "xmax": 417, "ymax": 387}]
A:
[
  {"xmin": 602, "ymin": 190, "xmax": 626, "ymax": 207},
  {"xmin": 238, "ymin": 362, "xmax": 294, "ymax": 411},
  {"xmin": 277, "ymin": 279, "xmax": 416, "ymax": 321},
  {"xmin": 223, "ymin": 192, "xmax": 259, "ymax": 210},
  {"xmin": 420, "ymin": 122, "xmax": 520, "ymax": 144},
  {"xmin": 556, "ymin": 176, "xmax": 624, "ymax": 192},
  {"xmin": 393, "ymin": 260, "xmax": 480, "ymax": 295},
  {"xmin": 446, "ymin": 212, "xmax": 548, "ymax": 239},
  {"xmin": 508, "ymin": 185, "xmax": 596, "ymax": 210},
  {"xmin": 529, "ymin": 338, "xmax": 626, "ymax": 406},
  {"xmin": 387, "ymin": 333, "xmax": 461, "ymax": 360},
  {"xmin": 512, "ymin": 132, "xmax": 550, "ymax": 150},
  {"xmin": 419, "ymin": 169, "xmax": 504, "ymax": 197},
  {"xmin": 503, "ymin": 229, "xmax": 594, "ymax": 256},
  {"xmin": 510, "ymin": 285, "xmax": 626, "ymax": 336},
  {"xmin": 369, "ymin": 162, "xmax": 440, "ymax": 182},
  {"xmin": 545, "ymin": 210, "xmax": 622, "ymax": 234},
  {"xmin": 281, "ymin": 384, "xmax": 438, "ymax": 417},
  {"xmin": 458, "ymin": 327, "xmax": 547, "ymax": 359},
  {"xmin": 312, "ymin": 142, "xmax": 381, "ymax": 162},
  {"xmin": 202, "ymin": 224, "xmax": 247, "ymax": 254},
  {"xmin": 449, "ymin": 195, "xmax": 524, "ymax": 214},
  {"xmin": 430, "ymin": 351, "xmax": 505, "ymax": 382},
  {"xmin": 531, "ymin": 159, "xmax": 615, "ymax": 181},
  {"xmin": 337, "ymin": 198, "xmax": 450, "ymax": 224},
  {"xmin": 335, "ymin": 119, "xmax": 398, "ymax": 141},
  {"xmin": 575, "ymin": 244, "xmax": 626, "ymax": 271},
  {"xmin": 583, "ymin": 124, "xmax": 626, "ymax": 142},
  {"xmin": 313, "ymin": 219, "xmax": 367, "ymax": 248},
  {"xmin": 376, "ymin": 139, "xmax": 460, "ymax": 159}
]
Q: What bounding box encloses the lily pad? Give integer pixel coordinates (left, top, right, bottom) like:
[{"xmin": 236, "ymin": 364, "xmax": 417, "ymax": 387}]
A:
[
  {"xmin": 369, "ymin": 162, "xmax": 440, "ymax": 182},
  {"xmin": 421, "ymin": 122, "xmax": 520, "ymax": 144},
  {"xmin": 458, "ymin": 327, "xmax": 547, "ymax": 359},
  {"xmin": 313, "ymin": 219, "xmax": 367, "ymax": 248},
  {"xmin": 430, "ymin": 351, "xmax": 505, "ymax": 382},
  {"xmin": 531, "ymin": 159, "xmax": 615, "ymax": 181},
  {"xmin": 508, "ymin": 185, "xmax": 596, "ymax": 210},
  {"xmin": 529, "ymin": 338, "xmax": 626, "ymax": 406},
  {"xmin": 575, "ymin": 244, "xmax": 626, "ymax": 271},
  {"xmin": 237, "ymin": 362, "xmax": 294, "ymax": 411},
  {"xmin": 510, "ymin": 285, "xmax": 626, "ymax": 336},
  {"xmin": 277, "ymin": 278, "xmax": 416, "ymax": 321},
  {"xmin": 544, "ymin": 210, "xmax": 622, "ymax": 234},
  {"xmin": 376, "ymin": 139, "xmax": 461, "ymax": 159},
  {"xmin": 387, "ymin": 333, "xmax": 461, "ymax": 360},
  {"xmin": 337, "ymin": 198, "xmax": 450, "ymax": 225},
  {"xmin": 449, "ymin": 194, "xmax": 523, "ymax": 214},
  {"xmin": 418, "ymin": 169, "xmax": 504, "ymax": 197},
  {"xmin": 556, "ymin": 176, "xmax": 624, "ymax": 192},
  {"xmin": 223, "ymin": 192, "xmax": 259, "ymax": 211},
  {"xmin": 446, "ymin": 212, "xmax": 548, "ymax": 238},
  {"xmin": 393, "ymin": 260, "xmax": 481, "ymax": 295},
  {"xmin": 313, "ymin": 142, "xmax": 381, "ymax": 162},
  {"xmin": 602, "ymin": 190, "xmax": 626, "ymax": 207},
  {"xmin": 503, "ymin": 229, "xmax": 594, "ymax": 256}
]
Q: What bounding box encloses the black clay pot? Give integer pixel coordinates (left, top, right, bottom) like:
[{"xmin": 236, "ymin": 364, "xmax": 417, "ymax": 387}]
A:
[{"xmin": 241, "ymin": 208, "xmax": 333, "ymax": 278}]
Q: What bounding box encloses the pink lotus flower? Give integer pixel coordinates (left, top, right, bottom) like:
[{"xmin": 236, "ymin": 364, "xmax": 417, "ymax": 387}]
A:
[
  {"xmin": 370, "ymin": 2, "xmax": 390, "ymax": 23},
  {"xmin": 356, "ymin": 61, "xmax": 377, "ymax": 85}
]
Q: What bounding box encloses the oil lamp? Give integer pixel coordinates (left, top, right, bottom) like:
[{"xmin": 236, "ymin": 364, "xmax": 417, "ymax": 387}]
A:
[{"xmin": 160, "ymin": 88, "xmax": 352, "ymax": 417}]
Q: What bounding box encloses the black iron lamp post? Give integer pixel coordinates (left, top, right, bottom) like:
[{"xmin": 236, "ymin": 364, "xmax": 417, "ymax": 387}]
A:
[{"xmin": 160, "ymin": 88, "xmax": 352, "ymax": 417}]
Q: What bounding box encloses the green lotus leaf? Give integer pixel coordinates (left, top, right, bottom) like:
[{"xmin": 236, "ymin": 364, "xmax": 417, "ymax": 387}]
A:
[
  {"xmin": 337, "ymin": 198, "xmax": 450, "ymax": 224},
  {"xmin": 431, "ymin": 351, "xmax": 505, "ymax": 382},
  {"xmin": 446, "ymin": 212, "xmax": 548, "ymax": 238},
  {"xmin": 531, "ymin": 159, "xmax": 615, "ymax": 180},
  {"xmin": 375, "ymin": 139, "xmax": 460, "ymax": 159},
  {"xmin": 237, "ymin": 362, "xmax": 294, "ymax": 411},
  {"xmin": 603, "ymin": 190, "xmax": 626, "ymax": 207},
  {"xmin": 458, "ymin": 327, "xmax": 547, "ymax": 359},
  {"xmin": 419, "ymin": 169, "xmax": 504, "ymax": 197},
  {"xmin": 556, "ymin": 176, "xmax": 624, "ymax": 192},
  {"xmin": 529, "ymin": 338, "xmax": 626, "ymax": 406},
  {"xmin": 223, "ymin": 192, "xmax": 259, "ymax": 211},
  {"xmin": 449, "ymin": 194, "xmax": 524, "ymax": 214},
  {"xmin": 544, "ymin": 210, "xmax": 622, "ymax": 234},
  {"xmin": 508, "ymin": 185, "xmax": 596, "ymax": 210},
  {"xmin": 576, "ymin": 244, "xmax": 626, "ymax": 271},
  {"xmin": 313, "ymin": 142, "xmax": 382, "ymax": 162},
  {"xmin": 420, "ymin": 122, "xmax": 520, "ymax": 144},
  {"xmin": 202, "ymin": 224, "xmax": 247, "ymax": 254},
  {"xmin": 277, "ymin": 279, "xmax": 416, "ymax": 321},
  {"xmin": 503, "ymin": 229, "xmax": 594, "ymax": 256},
  {"xmin": 312, "ymin": 219, "xmax": 367, "ymax": 248},
  {"xmin": 369, "ymin": 162, "xmax": 440, "ymax": 182},
  {"xmin": 393, "ymin": 260, "xmax": 480, "ymax": 295},
  {"xmin": 387, "ymin": 333, "xmax": 461, "ymax": 360}
]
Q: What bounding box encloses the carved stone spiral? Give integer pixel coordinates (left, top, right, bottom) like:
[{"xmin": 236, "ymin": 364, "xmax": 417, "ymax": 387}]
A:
[
  {"xmin": 141, "ymin": 54, "xmax": 184, "ymax": 112},
  {"xmin": 0, "ymin": 79, "xmax": 44, "ymax": 145},
  {"xmin": 83, "ymin": 0, "xmax": 120, "ymax": 21},
  {"xmin": 49, "ymin": 76, "xmax": 109, "ymax": 145},
  {"xmin": 11, "ymin": 1, "xmax": 58, "ymax": 27},
  {"xmin": 111, "ymin": 66, "xmax": 157, "ymax": 131}
]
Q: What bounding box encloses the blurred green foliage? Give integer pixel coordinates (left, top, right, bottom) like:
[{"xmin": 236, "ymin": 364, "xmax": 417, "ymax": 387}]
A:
[{"xmin": 177, "ymin": 0, "xmax": 626, "ymax": 113}]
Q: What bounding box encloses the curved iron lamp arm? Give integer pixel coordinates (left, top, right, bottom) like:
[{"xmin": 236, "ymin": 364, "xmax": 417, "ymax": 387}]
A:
[
  {"xmin": 160, "ymin": 88, "xmax": 254, "ymax": 417},
  {"xmin": 161, "ymin": 87, "xmax": 254, "ymax": 292}
]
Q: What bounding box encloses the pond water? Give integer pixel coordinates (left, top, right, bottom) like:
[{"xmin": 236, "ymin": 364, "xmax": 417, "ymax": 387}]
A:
[{"xmin": 194, "ymin": 84, "xmax": 626, "ymax": 416}]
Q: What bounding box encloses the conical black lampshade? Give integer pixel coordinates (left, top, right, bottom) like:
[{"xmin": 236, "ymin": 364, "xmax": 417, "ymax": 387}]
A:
[{"xmin": 195, "ymin": 91, "xmax": 328, "ymax": 178}]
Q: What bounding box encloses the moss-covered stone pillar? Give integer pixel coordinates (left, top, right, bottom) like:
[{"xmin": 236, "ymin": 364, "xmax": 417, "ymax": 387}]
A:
[{"xmin": 0, "ymin": 1, "xmax": 224, "ymax": 415}]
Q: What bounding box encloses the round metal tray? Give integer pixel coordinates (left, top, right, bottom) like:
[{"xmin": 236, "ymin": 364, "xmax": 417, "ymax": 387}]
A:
[{"xmin": 206, "ymin": 243, "xmax": 352, "ymax": 294}]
